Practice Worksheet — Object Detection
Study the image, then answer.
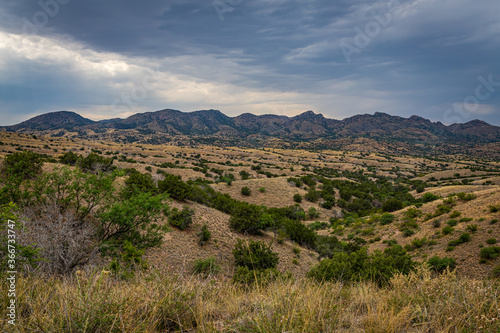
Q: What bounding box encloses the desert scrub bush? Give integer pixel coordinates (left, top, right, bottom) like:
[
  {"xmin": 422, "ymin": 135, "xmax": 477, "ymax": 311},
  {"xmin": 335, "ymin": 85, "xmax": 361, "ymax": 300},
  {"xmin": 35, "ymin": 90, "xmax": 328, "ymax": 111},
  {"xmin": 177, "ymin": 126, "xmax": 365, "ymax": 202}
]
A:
[
  {"xmin": 229, "ymin": 204, "xmax": 263, "ymax": 234},
  {"xmin": 456, "ymin": 192, "xmax": 476, "ymax": 201},
  {"xmin": 422, "ymin": 192, "xmax": 440, "ymax": 203},
  {"xmin": 168, "ymin": 206, "xmax": 194, "ymax": 231},
  {"xmin": 98, "ymin": 192, "xmax": 170, "ymax": 257},
  {"xmin": 241, "ymin": 186, "xmax": 251, "ymax": 196},
  {"xmin": 486, "ymin": 238, "xmax": 497, "ymax": 245},
  {"xmin": 231, "ymin": 239, "xmax": 289, "ymax": 285},
  {"xmin": 307, "ymin": 207, "xmax": 319, "ymax": 219},
  {"xmin": 459, "ymin": 217, "xmax": 473, "ymax": 222},
  {"xmin": 465, "ymin": 224, "xmax": 478, "ymax": 233},
  {"xmin": 447, "ymin": 219, "xmax": 458, "ymax": 227},
  {"xmin": 193, "ymin": 256, "xmax": 221, "ymax": 276},
  {"xmin": 293, "ymin": 193, "xmax": 302, "ymax": 203},
  {"xmin": 427, "ymin": 256, "xmax": 456, "ymax": 273},
  {"xmin": 404, "ymin": 207, "xmax": 422, "ymax": 219},
  {"xmin": 77, "ymin": 152, "xmax": 114, "ymax": 174},
  {"xmin": 308, "ymin": 221, "xmax": 329, "ymax": 231},
  {"xmin": 447, "ymin": 232, "xmax": 472, "ymax": 247},
  {"xmin": 449, "ymin": 210, "xmax": 461, "ymax": 218},
  {"xmin": 479, "ymin": 246, "xmax": 500, "ymax": 260},
  {"xmin": 197, "ymin": 224, "xmax": 211, "ymax": 245},
  {"xmin": 59, "ymin": 150, "xmax": 80, "ymax": 166},
  {"xmin": 382, "ymin": 198, "xmax": 403, "ymax": 212},
  {"xmin": 304, "ymin": 189, "xmax": 319, "ymax": 202},
  {"xmin": 157, "ymin": 172, "xmax": 191, "ymax": 201},
  {"xmin": 258, "ymin": 187, "xmax": 266, "ymax": 193},
  {"xmin": 121, "ymin": 170, "xmax": 158, "ymax": 198},
  {"xmin": 434, "ymin": 204, "xmax": 452, "ymax": 217},
  {"xmin": 308, "ymin": 245, "xmax": 414, "ymax": 286},
  {"xmin": 379, "ymin": 213, "xmax": 395, "ymax": 225},
  {"xmin": 1, "ymin": 150, "xmax": 43, "ymax": 180},
  {"xmin": 489, "ymin": 205, "xmax": 500, "ymax": 213}
]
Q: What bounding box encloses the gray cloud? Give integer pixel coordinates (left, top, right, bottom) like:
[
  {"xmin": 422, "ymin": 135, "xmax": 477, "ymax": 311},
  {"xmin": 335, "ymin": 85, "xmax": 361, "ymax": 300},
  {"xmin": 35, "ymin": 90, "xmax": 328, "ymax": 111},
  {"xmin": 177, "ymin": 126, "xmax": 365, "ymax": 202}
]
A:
[{"xmin": 0, "ymin": 0, "xmax": 499, "ymax": 125}]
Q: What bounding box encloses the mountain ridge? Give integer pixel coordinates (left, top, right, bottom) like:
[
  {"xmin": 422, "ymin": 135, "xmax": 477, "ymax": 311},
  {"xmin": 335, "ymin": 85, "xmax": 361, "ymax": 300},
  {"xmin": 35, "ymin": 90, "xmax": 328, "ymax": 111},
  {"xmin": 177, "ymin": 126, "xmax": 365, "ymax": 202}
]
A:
[{"xmin": 2, "ymin": 109, "xmax": 500, "ymax": 150}]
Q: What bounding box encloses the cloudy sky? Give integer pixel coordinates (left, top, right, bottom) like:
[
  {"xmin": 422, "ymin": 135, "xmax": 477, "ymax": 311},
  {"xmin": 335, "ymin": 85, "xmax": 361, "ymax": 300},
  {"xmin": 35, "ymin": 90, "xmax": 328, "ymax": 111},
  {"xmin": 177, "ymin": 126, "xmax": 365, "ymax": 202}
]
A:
[{"xmin": 1, "ymin": 0, "xmax": 499, "ymax": 126}]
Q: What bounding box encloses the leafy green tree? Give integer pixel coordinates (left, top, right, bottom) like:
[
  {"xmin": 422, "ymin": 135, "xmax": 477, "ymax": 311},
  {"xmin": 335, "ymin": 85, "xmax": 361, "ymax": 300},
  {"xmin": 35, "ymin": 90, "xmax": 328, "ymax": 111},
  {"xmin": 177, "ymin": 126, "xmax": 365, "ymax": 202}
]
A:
[
  {"xmin": 97, "ymin": 192, "xmax": 169, "ymax": 257},
  {"xmin": 30, "ymin": 166, "xmax": 117, "ymax": 221},
  {"xmin": 0, "ymin": 151, "xmax": 44, "ymax": 203}
]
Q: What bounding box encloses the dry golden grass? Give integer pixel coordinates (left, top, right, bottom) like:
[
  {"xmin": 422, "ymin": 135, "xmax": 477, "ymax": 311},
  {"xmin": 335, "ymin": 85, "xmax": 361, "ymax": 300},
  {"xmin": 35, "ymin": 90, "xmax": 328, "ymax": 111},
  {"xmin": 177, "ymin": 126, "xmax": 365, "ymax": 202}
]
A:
[{"xmin": 1, "ymin": 265, "xmax": 498, "ymax": 332}]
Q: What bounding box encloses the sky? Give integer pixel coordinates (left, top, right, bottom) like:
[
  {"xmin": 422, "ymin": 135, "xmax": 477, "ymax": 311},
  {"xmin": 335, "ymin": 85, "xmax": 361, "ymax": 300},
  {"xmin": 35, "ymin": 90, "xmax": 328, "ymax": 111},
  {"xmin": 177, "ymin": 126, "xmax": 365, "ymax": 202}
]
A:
[{"xmin": 0, "ymin": 0, "xmax": 499, "ymax": 126}]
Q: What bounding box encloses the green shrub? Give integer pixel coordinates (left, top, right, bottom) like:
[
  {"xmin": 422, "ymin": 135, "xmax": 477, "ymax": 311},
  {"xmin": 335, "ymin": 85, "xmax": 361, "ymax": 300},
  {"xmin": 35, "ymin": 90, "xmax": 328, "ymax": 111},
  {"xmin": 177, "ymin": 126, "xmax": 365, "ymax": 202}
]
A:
[
  {"xmin": 198, "ymin": 225, "xmax": 211, "ymax": 245},
  {"xmin": 465, "ymin": 224, "xmax": 478, "ymax": 233},
  {"xmin": 402, "ymin": 228, "xmax": 415, "ymax": 237},
  {"xmin": 258, "ymin": 187, "xmax": 266, "ymax": 193},
  {"xmin": 304, "ymin": 189, "xmax": 319, "ymax": 202},
  {"xmin": 448, "ymin": 232, "xmax": 472, "ymax": 247},
  {"xmin": 428, "ymin": 256, "xmax": 457, "ymax": 273},
  {"xmin": 193, "ymin": 257, "xmax": 221, "ymax": 276},
  {"xmin": 489, "ymin": 205, "xmax": 500, "ymax": 213},
  {"xmin": 239, "ymin": 170, "xmax": 250, "ymax": 180},
  {"xmin": 233, "ymin": 239, "xmax": 279, "ymax": 271},
  {"xmin": 158, "ymin": 173, "xmax": 191, "ymax": 201},
  {"xmin": 447, "ymin": 219, "xmax": 458, "ymax": 227},
  {"xmin": 449, "ymin": 210, "xmax": 461, "ymax": 218},
  {"xmin": 78, "ymin": 152, "xmax": 114, "ymax": 173},
  {"xmin": 122, "ymin": 171, "xmax": 157, "ymax": 198},
  {"xmin": 456, "ymin": 192, "xmax": 476, "ymax": 201},
  {"xmin": 422, "ymin": 192, "xmax": 440, "ymax": 203},
  {"xmin": 442, "ymin": 226, "xmax": 454, "ymax": 235},
  {"xmin": 169, "ymin": 206, "xmax": 194, "ymax": 231},
  {"xmin": 241, "ymin": 186, "xmax": 252, "ymax": 196},
  {"xmin": 459, "ymin": 217, "xmax": 473, "ymax": 222},
  {"xmin": 293, "ymin": 193, "xmax": 302, "ymax": 203},
  {"xmin": 307, "ymin": 245, "xmax": 414, "ymax": 286},
  {"xmin": 59, "ymin": 151, "xmax": 80, "ymax": 166},
  {"xmin": 308, "ymin": 207, "xmax": 320, "ymax": 219},
  {"xmin": 434, "ymin": 205, "xmax": 451, "ymax": 216},
  {"xmin": 486, "ymin": 238, "xmax": 497, "ymax": 245},
  {"xmin": 1, "ymin": 150, "xmax": 44, "ymax": 180},
  {"xmin": 380, "ymin": 213, "xmax": 395, "ymax": 225},
  {"xmin": 480, "ymin": 246, "xmax": 500, "ymax": 260},
  {"xmin": 98, "ymin": 192, "xmax": 169, "ymax": 257},
  {"xmin": 382, "ymin": 198, "xmax": 403, "ymax": 212},
  {"xmin": 308, "ymin": 221, "xmax": 329, "ymax": 231},
  {"xmin": 284, "ymin": 219, "xmax": 317, "ymax": 247}
]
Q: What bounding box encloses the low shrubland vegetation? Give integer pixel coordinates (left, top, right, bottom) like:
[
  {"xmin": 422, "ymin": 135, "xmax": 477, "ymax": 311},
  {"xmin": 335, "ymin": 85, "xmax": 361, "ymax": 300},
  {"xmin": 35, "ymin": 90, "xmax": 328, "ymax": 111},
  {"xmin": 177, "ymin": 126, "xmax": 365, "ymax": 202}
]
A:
[{"xmin": 1, "ymin": 149, "xmax": 499, "ymax": 332}]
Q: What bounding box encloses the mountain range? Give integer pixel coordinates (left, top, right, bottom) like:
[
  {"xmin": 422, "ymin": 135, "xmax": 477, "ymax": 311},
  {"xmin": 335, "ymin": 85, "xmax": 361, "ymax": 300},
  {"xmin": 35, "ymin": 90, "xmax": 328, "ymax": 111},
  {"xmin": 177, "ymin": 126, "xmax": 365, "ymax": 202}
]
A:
[{"xmin": 3, "ymin": 109, "xmax": 500, "ymax": 154}]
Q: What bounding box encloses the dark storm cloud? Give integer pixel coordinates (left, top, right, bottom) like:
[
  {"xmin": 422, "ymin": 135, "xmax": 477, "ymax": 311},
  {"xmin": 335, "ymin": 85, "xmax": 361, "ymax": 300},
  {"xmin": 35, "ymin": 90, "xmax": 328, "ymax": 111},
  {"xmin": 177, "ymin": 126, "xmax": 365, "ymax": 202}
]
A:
[{"xmin": 0, "ymin": 0, "xmax": 499, "ymax": 125}]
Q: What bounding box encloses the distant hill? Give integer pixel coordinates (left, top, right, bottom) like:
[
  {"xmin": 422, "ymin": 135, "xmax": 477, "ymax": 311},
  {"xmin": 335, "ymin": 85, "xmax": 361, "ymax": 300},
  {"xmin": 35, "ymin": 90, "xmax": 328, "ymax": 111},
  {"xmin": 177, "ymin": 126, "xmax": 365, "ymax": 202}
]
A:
[
  {"xmin": 2, "ymin": 109, "xmax": 500, "ymax": 153},
  {"xmin": 5, "ymin": 111, "xmax": 95, "ymax": 131}
]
